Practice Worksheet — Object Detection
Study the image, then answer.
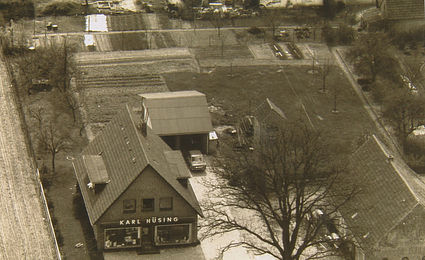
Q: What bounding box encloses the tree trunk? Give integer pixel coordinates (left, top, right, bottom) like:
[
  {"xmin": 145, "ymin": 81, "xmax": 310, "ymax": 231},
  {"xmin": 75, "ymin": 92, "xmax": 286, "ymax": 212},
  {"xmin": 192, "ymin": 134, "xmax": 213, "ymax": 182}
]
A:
[{"xmin": 51, "ymin": 150, "xmax": 56, "ymax": 174}]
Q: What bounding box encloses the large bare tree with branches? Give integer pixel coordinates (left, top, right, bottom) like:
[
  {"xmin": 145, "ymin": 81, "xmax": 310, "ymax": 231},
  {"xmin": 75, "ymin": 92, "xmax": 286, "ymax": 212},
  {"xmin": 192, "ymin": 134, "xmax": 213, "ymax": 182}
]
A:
[{"xmin": 201, "ymin": 121, "xmax": 358, "ymax": 260}]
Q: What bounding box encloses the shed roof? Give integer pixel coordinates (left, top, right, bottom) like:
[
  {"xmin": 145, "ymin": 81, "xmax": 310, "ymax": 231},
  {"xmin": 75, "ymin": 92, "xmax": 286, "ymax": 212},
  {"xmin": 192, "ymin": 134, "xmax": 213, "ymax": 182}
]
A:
[
  {"xmin": 139, "ymin": 91, "xmax": 213, "ymax": 136},
  {"xmin": 73, "ymin": 105, "xmax": 203, "ymax": 225},
  {"xmin": 382, "ymin": 0, "xmax": 424, "ymax": 20},
  {"xmin": 340, "ymin": 135, "xmax": 425, "ymax": 250}
]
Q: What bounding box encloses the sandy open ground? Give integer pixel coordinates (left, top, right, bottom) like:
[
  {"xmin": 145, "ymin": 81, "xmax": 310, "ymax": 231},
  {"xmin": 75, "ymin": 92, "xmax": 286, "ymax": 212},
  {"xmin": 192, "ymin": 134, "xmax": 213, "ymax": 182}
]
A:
[{"xmin": 0, "ymin": 57, "xmax": 57, "ymax": 259}]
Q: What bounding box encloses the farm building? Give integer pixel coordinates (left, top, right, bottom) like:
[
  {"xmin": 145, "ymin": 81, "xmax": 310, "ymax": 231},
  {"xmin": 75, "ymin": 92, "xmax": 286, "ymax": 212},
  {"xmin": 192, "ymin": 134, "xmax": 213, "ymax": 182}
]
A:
[
  {"xmin": 138, "ymin": 91, "xmax": 213, "ymax": 154},
  {"xmin": 72, "ymin": 105, "xmax": 203, "ymax": 253},
  {"xmin": 338, "ymin": 135, "xmax": 425, "ymax": 259},
  {"xmin": 237, "ymin": 98, "xmax": 286, "ymax": 148},
  {"xmin": 375, "ymin": 0, "xmax": 425, "ymax": 30}
]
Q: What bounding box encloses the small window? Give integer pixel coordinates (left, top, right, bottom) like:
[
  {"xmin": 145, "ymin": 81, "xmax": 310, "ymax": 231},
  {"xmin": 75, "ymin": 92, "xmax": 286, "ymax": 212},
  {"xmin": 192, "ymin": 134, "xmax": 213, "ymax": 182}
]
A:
[
  {"xmin": 123, "ymin": 199, "xmax": 136, "ymax": 214},
  {"xmin": 159, "ymin": 197, "xmax": 173, "ymax": 210},
  {"xmin": 142, "ymin": 198, "xmax": 154, "ymax": 211}
]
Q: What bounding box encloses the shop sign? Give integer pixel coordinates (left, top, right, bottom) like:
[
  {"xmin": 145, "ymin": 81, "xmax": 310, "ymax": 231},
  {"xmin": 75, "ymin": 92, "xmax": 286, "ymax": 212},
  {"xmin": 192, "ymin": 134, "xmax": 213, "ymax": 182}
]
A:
[{"xmin": 119, "ymin": 216, "xmax": 179, "ymax": 226}]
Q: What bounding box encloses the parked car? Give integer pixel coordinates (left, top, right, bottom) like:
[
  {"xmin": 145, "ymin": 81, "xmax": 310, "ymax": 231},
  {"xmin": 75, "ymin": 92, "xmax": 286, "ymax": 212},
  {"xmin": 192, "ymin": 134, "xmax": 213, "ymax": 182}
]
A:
[{"xmin": 187, "ymin": 150, "xmax": 206, "ymax": 171}]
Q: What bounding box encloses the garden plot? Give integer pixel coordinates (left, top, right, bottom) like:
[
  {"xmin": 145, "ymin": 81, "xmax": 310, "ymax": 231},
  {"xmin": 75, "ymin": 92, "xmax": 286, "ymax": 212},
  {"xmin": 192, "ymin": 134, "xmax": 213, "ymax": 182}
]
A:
[
  {"xmin": 76, "ymin": 48, "xmax": 199, "ymax": 74},
  {"xmin": 193, "ymin": 45, "xmax": 253, "ymax": 60},
  {"xmin": 248, "ymin": 44, "xmax": 277, "ymax": 60},
  {"xmin": 169, "ymin": 30, "xmax": 239, "ymax": 48},
  {"xmin": 83, "ymin": 84, "xmax": 169, "ymax": 135},
  {"xmin": 107, "ymin": 14, "xmax": 147, "ymax": 31}
]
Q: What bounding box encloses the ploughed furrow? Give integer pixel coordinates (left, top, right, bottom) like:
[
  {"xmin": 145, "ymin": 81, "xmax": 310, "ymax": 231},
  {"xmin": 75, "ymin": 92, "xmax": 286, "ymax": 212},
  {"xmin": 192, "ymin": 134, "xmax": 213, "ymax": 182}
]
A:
[
  {"xmin": 77, "ymin": 75, "xmax": 166, "ymax": 88},
  {"xmin": 0, "ymin": 58, "xmax": 56, "ymax": 259}
]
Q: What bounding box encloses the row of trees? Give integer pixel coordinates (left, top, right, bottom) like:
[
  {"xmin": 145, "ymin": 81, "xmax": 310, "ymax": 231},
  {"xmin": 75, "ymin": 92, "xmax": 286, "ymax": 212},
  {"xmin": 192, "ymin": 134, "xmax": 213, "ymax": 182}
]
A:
[
  {"xmin": 347, "ymin": 33, "xmax": 425, "ymax": 150},
  {"xmin": 6, "ymin": 38, "xmax": 82, "ymax": 174}
]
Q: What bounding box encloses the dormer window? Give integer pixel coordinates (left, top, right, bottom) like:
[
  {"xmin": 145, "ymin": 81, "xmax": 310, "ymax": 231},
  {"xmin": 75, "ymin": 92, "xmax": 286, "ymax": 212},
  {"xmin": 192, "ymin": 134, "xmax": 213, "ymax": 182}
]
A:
[{"xmin": 83, "ymin": 155, "xmax": 110, "ymax": 193}]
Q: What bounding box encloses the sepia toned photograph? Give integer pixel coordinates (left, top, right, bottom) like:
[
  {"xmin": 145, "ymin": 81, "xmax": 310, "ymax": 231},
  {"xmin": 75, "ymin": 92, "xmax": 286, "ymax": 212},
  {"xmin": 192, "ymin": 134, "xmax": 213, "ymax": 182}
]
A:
[{"xmin": 0, "ymin": 0, "xmax": 424, "ymax": 259}]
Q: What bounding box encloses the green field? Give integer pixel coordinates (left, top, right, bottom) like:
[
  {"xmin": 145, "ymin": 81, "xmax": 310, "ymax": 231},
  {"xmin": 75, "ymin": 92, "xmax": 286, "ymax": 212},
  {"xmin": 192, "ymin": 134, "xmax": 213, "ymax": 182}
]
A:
[{"xmin": 163, "ymin": 65, "xmax": 379, "ymax": 156}]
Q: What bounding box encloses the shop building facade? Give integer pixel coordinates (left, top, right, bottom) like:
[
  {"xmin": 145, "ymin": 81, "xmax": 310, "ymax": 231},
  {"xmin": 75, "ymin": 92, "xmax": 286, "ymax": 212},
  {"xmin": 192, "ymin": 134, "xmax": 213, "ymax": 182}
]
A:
[{"xmin": 72, "ymin": 105, "xmax": 203, "ymax": 253}]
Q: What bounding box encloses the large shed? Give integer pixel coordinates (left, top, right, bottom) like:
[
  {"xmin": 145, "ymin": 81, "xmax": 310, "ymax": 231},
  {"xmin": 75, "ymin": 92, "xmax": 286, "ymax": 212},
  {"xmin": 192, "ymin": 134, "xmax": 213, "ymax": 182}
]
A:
[{"xmin": 139, "ymin": 91, "xmax": 213, "ymax": 154}]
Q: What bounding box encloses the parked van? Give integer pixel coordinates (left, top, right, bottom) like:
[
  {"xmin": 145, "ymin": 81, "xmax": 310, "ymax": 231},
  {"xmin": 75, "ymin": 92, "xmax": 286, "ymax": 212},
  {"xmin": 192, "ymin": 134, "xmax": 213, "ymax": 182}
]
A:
[{"xmin": 187, "ymin": 150, "xmax": 206, "ymax": 171}]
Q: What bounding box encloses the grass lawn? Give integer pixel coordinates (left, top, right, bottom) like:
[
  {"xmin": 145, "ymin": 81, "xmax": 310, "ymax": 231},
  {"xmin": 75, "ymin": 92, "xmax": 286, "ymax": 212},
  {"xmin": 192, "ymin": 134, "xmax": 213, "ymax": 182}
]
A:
[
  {"xmin": 163, "ymin": 65, "xmax": 378, "ymax": 156},
  {"xmin": 15, "ymin": 87, "xmax": 96, "ymax": 259}
]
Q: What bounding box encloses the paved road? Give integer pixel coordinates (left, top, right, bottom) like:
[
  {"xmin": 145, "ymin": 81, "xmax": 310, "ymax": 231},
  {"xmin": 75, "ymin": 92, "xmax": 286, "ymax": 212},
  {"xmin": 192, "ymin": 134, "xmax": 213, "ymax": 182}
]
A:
[{"xmin": 0, "ymin": 56, "xmax": 57, "ymax": 259}]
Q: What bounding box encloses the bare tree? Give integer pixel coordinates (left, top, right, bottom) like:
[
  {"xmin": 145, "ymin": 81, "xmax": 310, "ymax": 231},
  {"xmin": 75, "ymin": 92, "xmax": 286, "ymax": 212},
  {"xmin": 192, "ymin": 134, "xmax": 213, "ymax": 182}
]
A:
[
  {"xmin": 38, "ymin": 120, "xmax": 70, "ymax": 174},
  {"xmin": 382, "ymin": 88, "xmax": 425, "ymax": 149},
  {"xmin": 264, "ymin": 9, "xmax": 283, "ymax": 39},
  {"xmin": 64, "ymin": 89, "xmax": 81, "ymax": 124},
  {"xmin": 347, "ymin": 33, "xmax": 396, "ymax": 82},
  {"xmin": 319, "ymin": 59, "xmax": 332, "ymax": 93},
  {"xmin": 212, "ymin": 13, "xmax": 223, "ymax": 37},
  {"xmin": 201, "ymin": 120, "xmax": 358, "ymax": 260}
]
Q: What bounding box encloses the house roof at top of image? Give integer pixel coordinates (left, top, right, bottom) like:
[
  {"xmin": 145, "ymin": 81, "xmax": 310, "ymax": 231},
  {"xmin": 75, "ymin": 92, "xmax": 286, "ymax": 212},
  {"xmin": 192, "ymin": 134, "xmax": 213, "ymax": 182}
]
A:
[
  {"xmin": 380, "ymin": 0, "xmax": 424, "ymax": 20},
  {"xmin": 72, "ymin": 104, "xmax": 203, "ymax": 225},
  {"xmin": 339, "ymin": 135, "xmax": 425, "ymax": 251},
  {"xmin": 253, "ymin": 98, "xmax": 287, "ymax": 123},
  {"xmin": 139, "ymin": 90, "xmax": 213, "ymax": 136}
]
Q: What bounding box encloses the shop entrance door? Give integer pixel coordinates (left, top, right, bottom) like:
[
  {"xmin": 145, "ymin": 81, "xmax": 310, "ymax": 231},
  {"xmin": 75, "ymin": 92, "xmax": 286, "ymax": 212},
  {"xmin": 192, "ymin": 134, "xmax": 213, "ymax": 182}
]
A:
[{"xmin": 140, "ymin": 226, "xmax": 158, "ymax": 254}]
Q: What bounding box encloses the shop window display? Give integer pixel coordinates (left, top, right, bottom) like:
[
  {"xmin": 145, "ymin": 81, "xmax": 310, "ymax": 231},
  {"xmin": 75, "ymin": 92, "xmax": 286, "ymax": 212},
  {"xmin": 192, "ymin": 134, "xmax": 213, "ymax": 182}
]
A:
[
  {"xmin": 155, "ymin": 224, "xmax": 191, "ymax": 245},
  {"xmin": 104, "ymin": 227, "xmax": 141, "ymax": 249}
]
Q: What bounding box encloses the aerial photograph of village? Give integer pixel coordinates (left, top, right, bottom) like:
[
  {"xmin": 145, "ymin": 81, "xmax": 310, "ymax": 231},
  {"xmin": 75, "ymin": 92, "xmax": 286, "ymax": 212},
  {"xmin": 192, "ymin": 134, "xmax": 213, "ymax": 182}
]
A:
[{"xmin": 0, "ymin": 0, "xmax": 425, "ymax": 259}]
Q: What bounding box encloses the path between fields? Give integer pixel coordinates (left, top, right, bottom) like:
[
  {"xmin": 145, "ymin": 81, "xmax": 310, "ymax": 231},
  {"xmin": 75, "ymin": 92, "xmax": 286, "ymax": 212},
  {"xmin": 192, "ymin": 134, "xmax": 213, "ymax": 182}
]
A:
[
  {"xmin": 0, "ymin": 56, "xmax": 57, "ymax": 259},
  {"xmin": 331, "ymin": 48, "xmax": 402, "ymax": 155}
]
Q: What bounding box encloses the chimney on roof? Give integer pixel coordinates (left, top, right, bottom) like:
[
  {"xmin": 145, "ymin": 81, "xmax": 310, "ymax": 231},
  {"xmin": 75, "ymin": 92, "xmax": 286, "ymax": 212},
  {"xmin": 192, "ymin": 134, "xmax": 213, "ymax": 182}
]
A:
[{"xmin": 140, "ymin": 104, "xmax": 148, "ymax": 136}]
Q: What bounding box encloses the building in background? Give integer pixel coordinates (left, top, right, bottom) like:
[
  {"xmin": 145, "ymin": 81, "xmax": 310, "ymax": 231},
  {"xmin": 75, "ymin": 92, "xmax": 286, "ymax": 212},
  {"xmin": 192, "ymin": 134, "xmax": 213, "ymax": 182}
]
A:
[{"xmin": 139, "ymin": 91, "xmax": 213, "ymax": 154}]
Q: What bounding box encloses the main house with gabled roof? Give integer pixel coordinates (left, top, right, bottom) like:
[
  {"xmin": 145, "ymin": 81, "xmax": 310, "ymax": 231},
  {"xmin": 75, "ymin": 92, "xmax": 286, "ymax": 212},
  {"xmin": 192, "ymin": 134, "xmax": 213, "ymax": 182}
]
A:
[
  {"xmin": 340, "ymin": 135, "xmax": 425, "ymax": 259},
  {"xmin": 138, "ymin": 90, "xmax": 213, "ymax": 154},
  {"xmin": 72, "ymin": 104, "xmax": 203, "ymax": 253}
]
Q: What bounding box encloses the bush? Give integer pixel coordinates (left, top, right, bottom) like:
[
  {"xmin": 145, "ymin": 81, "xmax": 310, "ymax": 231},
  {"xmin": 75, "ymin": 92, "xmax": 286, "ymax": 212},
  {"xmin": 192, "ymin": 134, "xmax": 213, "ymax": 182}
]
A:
[
  {"xmin": 41, "ymin": 1, "xmax": 82, "ymax": 16},
  {"xmin": 247, "ymin": 26, "xmax": 264, "ymax": 35},
  {"xmin": 338, "ymin": 24, "xmax": 355, "ymax": 45},
  {"xmin": 0, "ymin": 1, "xmax": 34, "ymax": 21},
  {"xmin": 322, "ymin": 24, "xmax": 355, "ymax": 46}
]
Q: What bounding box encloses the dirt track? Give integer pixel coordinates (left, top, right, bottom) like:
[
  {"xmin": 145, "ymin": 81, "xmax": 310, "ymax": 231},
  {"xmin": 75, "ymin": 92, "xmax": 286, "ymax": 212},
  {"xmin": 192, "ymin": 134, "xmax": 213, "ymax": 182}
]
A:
[{"xmin": 0, "ymin": 57, "xmax": 57, "ymax": 259}]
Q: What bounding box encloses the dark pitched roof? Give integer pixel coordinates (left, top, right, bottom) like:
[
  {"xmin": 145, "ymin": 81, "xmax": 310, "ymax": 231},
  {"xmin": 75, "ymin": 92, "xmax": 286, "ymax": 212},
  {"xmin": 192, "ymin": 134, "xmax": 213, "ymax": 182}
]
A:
[
  {"xmin": 340, "ymin": 135, "xmax": 425, "ymax": 250},
  {"xmin": 163, "ymin": 151, "xmax": 191, "ymax": 179},
  {"xmin": 382, "ymin": 0, "xmax": 424, "ymax": 20},
  {"xmin": 253, "ymin": 98, "xmax": 287, "ymax": 123},
  {"xmin": 139, "ymin": 91, "xmax": 213, "ymax": 136},
  {"xmin": 73, "ymin": 105, "xmax": 203, "ymax": 225}
]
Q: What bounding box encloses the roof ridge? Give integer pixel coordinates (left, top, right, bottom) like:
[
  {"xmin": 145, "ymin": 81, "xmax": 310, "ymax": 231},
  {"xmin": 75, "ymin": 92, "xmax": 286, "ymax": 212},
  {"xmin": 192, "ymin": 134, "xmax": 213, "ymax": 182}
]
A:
[
  {"xmin": 372, "ymin": 135, "xmax": 421, "ymax": 202},
  {"xmin": 126, "ymin": 104, "xmax": 150, "ymax": 165}
]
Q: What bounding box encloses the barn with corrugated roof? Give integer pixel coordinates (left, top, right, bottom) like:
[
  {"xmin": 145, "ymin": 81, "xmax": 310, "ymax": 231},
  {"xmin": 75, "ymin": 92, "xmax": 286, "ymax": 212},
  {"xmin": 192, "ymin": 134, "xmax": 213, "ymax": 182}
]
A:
[{"xmin": 138, "ymin": 90, "xmax": 213, "ymax": 154}]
